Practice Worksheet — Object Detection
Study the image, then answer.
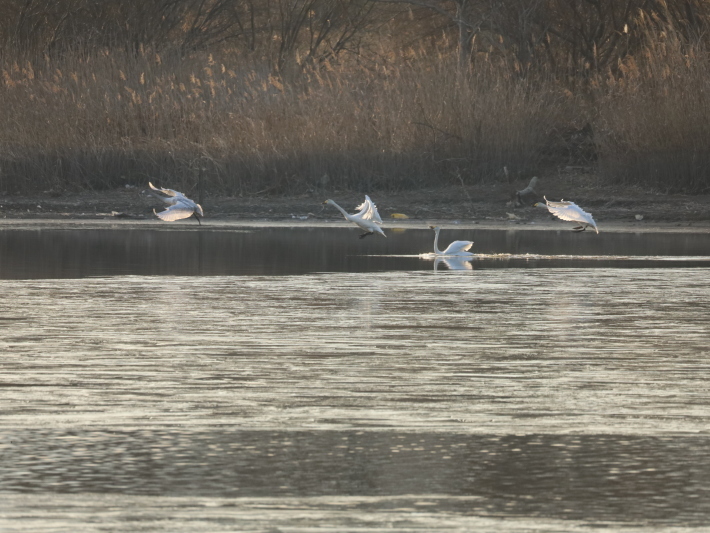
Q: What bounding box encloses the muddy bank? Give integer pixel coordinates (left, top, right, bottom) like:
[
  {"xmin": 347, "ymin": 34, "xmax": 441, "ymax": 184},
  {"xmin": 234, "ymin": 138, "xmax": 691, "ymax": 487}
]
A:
[{"xmin": 1, "ymin": 175, "xmax": 709, "ymax": 233}]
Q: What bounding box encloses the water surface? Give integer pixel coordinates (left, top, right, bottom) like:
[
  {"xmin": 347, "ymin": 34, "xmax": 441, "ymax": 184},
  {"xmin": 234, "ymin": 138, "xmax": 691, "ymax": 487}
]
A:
[
  {"xmin": 1, "ymin": 226, "xmax": 709, "ymax": 531},
  {"xmin": 1, "ymin": 226, "xmax": 710, "ymax": 278}
]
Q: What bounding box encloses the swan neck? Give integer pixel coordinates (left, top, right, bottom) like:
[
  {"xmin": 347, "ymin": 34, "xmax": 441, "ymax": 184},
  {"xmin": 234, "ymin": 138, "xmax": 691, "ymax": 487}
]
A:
[
  {"xmin": 330, "ymin": 201, "xmax": 350, "ymax": 219},
  {"xmin": 433, "ymin": 228, "xmax": 442, "ymax": 254}
]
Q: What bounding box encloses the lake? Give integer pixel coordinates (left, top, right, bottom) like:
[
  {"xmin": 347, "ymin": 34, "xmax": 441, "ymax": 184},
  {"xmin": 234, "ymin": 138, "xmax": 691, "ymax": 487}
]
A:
[{"xmin": 1, "ymin": 225, "xmax": 710, "ymax": 532}]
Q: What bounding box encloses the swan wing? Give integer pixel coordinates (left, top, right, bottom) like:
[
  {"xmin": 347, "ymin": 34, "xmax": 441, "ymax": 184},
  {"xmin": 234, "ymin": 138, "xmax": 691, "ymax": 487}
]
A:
[
  {"xmin": 443, "ymin": 240, "xmax": 474, "ymax": 254},
  {"xmin": 355, "ymin": 195, "xmax": 383, "ymax": 224},
  {"xmin": 545, "ymin": 199, "xmax": 573, "ymax": 208},
  {"xmin": 547, "ymin": 203, "xmax": 595, "ymax": 225},
  {"xmin": 354, "ymin": 198, "xmax": 369, "ymax": 217},
  {"xmin": 367, "ymin": 196, "xmax": 383, "ymax": 224},
  {"xmin": 154, "ymin": 202, "xmax": 196, "ymax": 221},
  {"xmin": 149, "ymin": 182, "xmax": 185, "ymax": 199},
  {"xmin": 354, "ymin": 197, "xmax": 373, "ymax": 220}
]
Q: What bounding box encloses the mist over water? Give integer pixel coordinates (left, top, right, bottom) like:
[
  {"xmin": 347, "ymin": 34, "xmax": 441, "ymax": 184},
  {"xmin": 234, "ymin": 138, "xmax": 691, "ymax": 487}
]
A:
[{"xmin": 1, "ymin": 226, "xmax": 710, "ymax": 531}]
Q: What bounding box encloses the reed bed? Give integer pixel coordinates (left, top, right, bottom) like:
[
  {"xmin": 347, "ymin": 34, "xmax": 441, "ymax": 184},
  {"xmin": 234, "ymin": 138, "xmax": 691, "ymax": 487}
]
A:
[
  {"xmin": 0, "ymin": 45, "xmax": 571, "ymax": 196},
  {"xmin": 594, "ymin": 23, "xmax": 710, "ymax": 192},
  {"xmin": 1, "ymin": 21, "xmax": 710, "ymax": 196}
]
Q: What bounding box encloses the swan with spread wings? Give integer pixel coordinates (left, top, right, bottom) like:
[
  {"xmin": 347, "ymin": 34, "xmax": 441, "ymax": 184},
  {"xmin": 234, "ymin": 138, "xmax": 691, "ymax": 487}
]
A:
[
  {"xmin": 323, "ymin": 195, "xmax": 385, "ymax": 238},
  {"xmin": 148, "ymin": 182, "xmax": 204, "ymax": 224},
  {"xmin": 535, "ymin": 196, "xmax": 598, "ymax": 233}
]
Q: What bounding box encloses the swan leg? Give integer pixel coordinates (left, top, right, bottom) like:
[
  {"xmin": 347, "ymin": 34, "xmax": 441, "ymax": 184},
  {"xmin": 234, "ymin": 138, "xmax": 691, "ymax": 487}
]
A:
[
  {"xmin": 193, "ymin": 213, "xmax": 202, "ymax": 225},
  {"xmin": 572, "ymin": 225, "xmax": 586, "ymax": 232},
  {"xmin": 359, "ymin": 231, "xmax": 374, "ymax": 239}
]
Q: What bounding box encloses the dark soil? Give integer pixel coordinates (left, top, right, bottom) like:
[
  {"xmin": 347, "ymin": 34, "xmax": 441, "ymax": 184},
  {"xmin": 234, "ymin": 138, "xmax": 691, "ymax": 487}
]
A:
[{"xmin": 1, "ymin": 172, "xmax": 709, "ymax": 230}]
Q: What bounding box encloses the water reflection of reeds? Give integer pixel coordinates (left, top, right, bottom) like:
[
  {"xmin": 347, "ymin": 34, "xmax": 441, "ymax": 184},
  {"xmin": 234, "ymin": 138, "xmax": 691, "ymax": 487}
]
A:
[{"xmin": 1, "ymin": 227, "xmax": 710, "ymax": 279}]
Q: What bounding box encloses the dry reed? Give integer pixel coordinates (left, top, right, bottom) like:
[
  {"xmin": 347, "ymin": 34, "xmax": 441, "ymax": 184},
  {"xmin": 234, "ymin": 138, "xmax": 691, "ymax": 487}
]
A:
[
  {"xmin": 2, "ymin": 17, "xmax": 710, "ymax": 197},
  {"xmin": 594, "ymin": 18, "xmax": 710, "ymax": 192},
  {"xmin": 0, "ymin": 45, "xmax": 571, "ymax": 196}
]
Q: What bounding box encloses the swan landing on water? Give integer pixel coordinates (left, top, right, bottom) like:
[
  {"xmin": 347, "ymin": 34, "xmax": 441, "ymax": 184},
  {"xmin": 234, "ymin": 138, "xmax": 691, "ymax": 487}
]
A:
[
  {"xmin": 429, "ymin": 225, "xmax": 474, "ymax": 256},
  {"xmin": 534, "ymin": 196, "xmax": 598, "ymax": 233},
  {"xmin": 148, "ymin": 182, "xmax": 204, "ymax": 225},
  {"xmin": 323, "ymin": 195, "xmax": 386, "ymax": 239}
]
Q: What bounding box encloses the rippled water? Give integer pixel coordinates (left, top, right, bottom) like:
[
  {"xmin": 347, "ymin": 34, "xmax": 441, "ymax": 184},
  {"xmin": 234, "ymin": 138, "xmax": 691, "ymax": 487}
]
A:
[{"xmin": 1, "ymin": 226, "xmax": 710, "ymax": 531}]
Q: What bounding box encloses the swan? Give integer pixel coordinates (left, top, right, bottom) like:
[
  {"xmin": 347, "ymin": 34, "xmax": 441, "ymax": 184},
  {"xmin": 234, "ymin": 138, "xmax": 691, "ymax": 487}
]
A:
[
  {"xmin": 323, "ymin": 195, "xmax": 386, "ymax": 238},
  {"xmin": 534, "ymin": 196, "xmax": 598, "ymax": 233},
  {"xmin": 148, "ymin": 182, "xmax": 204, "ymax": 224},
  {"xmin": 430, "ymin": 225, "xmax": 473, "ymax": 256}
]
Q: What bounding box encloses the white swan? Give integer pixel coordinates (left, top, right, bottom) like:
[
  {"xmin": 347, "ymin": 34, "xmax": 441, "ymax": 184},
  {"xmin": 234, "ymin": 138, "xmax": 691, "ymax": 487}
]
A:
[
  {"xmin": 534, "ymin": 196, "xmax": 598, "ymax": 233},
  {"xmin": 323, "ymin": 195, "xmax": 386, "ymax": 238},
  {"xmin": 430, "ymin": 225, "xmax": 473, "ymax": 256},
  {"xmin": 148, "ymin": 182, "xmax": 204, "ymax": 224}
]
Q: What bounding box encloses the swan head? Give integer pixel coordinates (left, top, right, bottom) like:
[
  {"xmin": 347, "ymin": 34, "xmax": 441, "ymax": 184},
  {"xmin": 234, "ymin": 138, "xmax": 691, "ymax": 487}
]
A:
[
  {"xmin": 429, "ymin": 225, "xmax": 440, "ymax": 231},
  {"xmin": 323, "ymin": 199, "xmax": 334, "ymax": 206}
]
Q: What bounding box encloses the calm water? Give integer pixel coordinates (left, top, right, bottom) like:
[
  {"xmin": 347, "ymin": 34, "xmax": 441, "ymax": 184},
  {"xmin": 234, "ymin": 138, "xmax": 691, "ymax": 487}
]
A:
[
  {"xmin": 1, "ymin": 225, "xmax": 710, "ymax": 277},
  {"xmin": 1, "ymin": 226, "xmax": 710, "ymax": 531}
]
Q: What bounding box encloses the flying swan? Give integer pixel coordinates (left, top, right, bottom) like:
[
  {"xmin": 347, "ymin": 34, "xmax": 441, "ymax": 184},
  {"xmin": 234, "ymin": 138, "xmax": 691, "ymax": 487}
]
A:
[
  {"xmin": 148, "ymin": 182, "xmax": 204, "ymax": 225},
  {"xmin": 535, "ymin": 196, "xmax": 598, "ymax": 233},
  {"xmin": 430, "ymin": 225, "xmax": 474, "ymax": 256},
  {"xmin": 323, "ymin": 195, "xmax": 386, "ymax": 238}
]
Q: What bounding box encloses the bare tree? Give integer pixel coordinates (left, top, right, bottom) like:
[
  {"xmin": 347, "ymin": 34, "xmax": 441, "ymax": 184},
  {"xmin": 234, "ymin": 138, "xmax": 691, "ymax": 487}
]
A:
[
  {"xmin": 267, "ymin": 0, "xmax": 378, "ymax": 73},
  {"xmin": 376, "ymin": 0, "xmax": 499, "ymax": 67},
  {"xmin": 0, "ymin": 0, "xmax": 263, "ymax": 57}
]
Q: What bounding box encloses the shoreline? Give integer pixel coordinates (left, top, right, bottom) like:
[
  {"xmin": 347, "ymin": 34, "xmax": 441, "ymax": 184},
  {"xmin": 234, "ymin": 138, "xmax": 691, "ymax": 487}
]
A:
[
  {"xmin": 1, "ymin": 216, "xmax": 709, "ymax": 234},
  {"xmin": 1, "ymin": 179, "xmax": 709, "ymax": 234}
]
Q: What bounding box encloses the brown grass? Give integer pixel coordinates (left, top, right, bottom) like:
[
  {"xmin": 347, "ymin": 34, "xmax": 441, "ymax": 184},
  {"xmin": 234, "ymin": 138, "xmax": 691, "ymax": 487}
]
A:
[
  {"xmin": 2, "ymin": 15, "xmax": 710, "ymax": 197},
  {"xmin": 0, "ymin": 44, "xmax": 574, "ymax": 196},
  {"xmin": 594, "ymin": 19, "xmax": 710, "ymax": 192}
]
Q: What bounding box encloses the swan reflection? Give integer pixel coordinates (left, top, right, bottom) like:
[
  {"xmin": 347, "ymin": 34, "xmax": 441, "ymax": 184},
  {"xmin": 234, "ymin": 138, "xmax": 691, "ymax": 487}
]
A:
[{"xmin": 434, "ymin": 256, "xmax": 473, "ymax": 271}]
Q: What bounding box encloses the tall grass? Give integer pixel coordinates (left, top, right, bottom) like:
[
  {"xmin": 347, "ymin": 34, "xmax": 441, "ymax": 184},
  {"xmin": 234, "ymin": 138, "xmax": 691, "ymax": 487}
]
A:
[
  {"xmin": 0, "ymin": 45, "xmax": 570, "ymax": 196},
  {"xmin": 594, "ymin": 21, "xmax": 710, "ymax": 192},
  {"xmin": 3, "ymin": 17, "xmax": 710, "ymax": 197}
]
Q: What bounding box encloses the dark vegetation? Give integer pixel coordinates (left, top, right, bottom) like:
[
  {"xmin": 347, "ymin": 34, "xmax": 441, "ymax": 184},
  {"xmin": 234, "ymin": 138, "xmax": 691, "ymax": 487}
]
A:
[{"xmin": 1, "ymin": 0, "xmax": 710, "ymax": 196}]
